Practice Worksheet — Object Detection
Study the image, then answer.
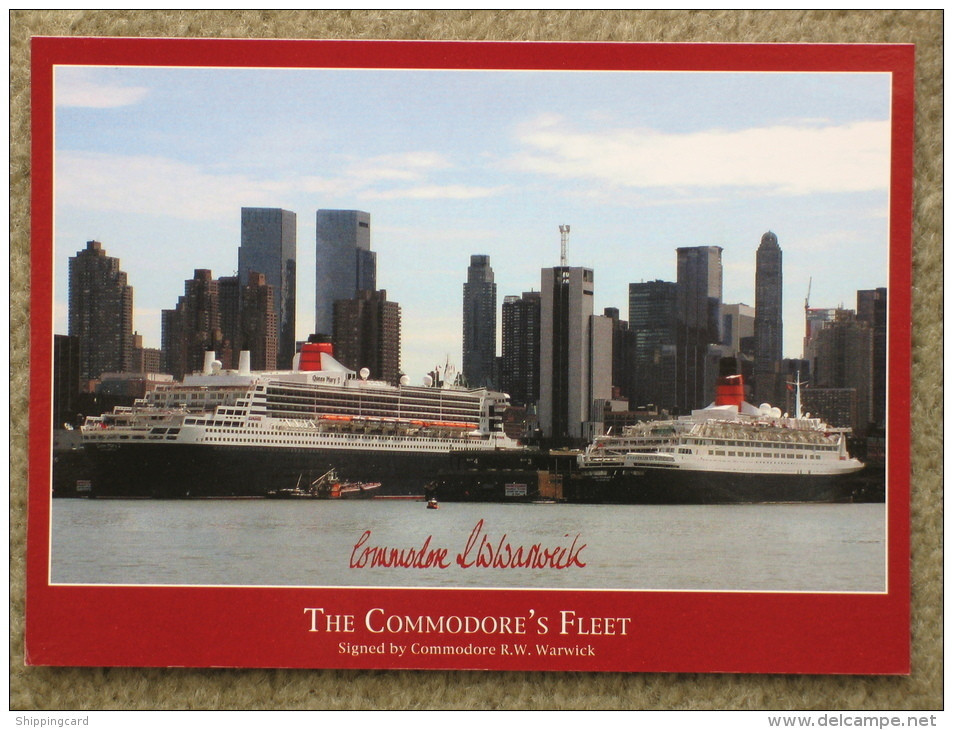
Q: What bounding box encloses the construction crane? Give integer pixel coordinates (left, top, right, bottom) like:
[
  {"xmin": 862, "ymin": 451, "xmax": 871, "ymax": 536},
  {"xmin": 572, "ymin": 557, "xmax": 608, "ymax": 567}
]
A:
[{"xmin": 803, "ymin": 277, "xmax": 813, "ymax": 353}]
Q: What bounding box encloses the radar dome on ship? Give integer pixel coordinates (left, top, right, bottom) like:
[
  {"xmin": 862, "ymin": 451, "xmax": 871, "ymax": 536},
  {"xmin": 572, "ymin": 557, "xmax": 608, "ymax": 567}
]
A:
[
  {"xmin": 360, "ymin": 367, "xmax": 370, "ymax": 380},
  {"xmin": 399, "ymin": 375, "xmax": 410, "ymax": 386},
  {"xmin": 422, "ymin": 375, "xmax": 433, "ymax": 387}
]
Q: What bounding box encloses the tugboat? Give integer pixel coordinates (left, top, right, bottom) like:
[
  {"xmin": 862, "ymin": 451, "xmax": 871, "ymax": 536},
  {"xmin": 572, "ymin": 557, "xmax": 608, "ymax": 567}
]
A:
[
  {"xmin": 265, "ymin": 469, "xmax": 381, "ymax": 499},
  {"xmin": 426, "ymin": 497, "xmax": 440, "ymax": 510}
]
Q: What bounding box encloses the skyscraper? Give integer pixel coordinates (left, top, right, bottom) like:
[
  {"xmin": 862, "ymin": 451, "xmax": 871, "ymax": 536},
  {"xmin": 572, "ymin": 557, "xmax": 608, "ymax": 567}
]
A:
[
  {"xmin": 539, "ymin": 265, "xmax": 611, "ymax": 442},
  {"xmin": 721, "ymin": 302, "xmax": 756, "ymax": 399},
  {"xmin": 161, "ymin": 269, "xmax": 222, "ymax": 381},
  {"xmin": 754, "ymin": 231, "xmax": 783, "ymax": 403},
  {"xmin": 131, "ymin": 333, "xmax": 162, "ymax": 374},
  {"xmin": 239, "ymin": 272, "xmax": 278, "ymax": 372},
  {"xmin": 239, "ymin": 207, "xmax": 296, "ymax": 369},
  {"xmin": 53, "ymin": 334, "xmax": 81, "ymax": 427},
  {"xmin": 68, "ymin": 240, "xmax": 135, "ymax": 381},
  {"xmin": 803, "ymin": 306, "xmax": 839, "ymax": 359},
  {"xmin": 315, "ymin": 210, "xmax": 376, "ymax": 337},
  {"xmin": 603, "ymin": 307, "xmax": 636, "ymax": 401},
  {"xmin": 676, "ymin": 246, "xmax": 723, "ymax": 412},
  {"xmin": 217, "ymin": 275, "xmax": 242, "ymax": 369},
  {"xmin": 163, "ymin": 269, "xmax": 278, "ymax": 379},
  {"xmin": 810, "ymin": 309, "xmax": 873, "ymax": 434},
  {"xmin": 721, "ymin": 302, "xmax": 756, "ymax": 357},
  {"xmin": 332, "ymin": 289, "xmax": 401, "ymax": 385},
  {"xmin": 628, "ymin": 280, "xmax": 678, "ymax": 412},
  {"xmin": 856, "ymin": 287, "xmax": 887, "ymax": 428},
  {"xmin": 462, "ymin": 254, "xmax": 497, "ymax": 388},
  {"xmin": 501, "ymin": 291, "xmax": 541, "ymax": 407}
]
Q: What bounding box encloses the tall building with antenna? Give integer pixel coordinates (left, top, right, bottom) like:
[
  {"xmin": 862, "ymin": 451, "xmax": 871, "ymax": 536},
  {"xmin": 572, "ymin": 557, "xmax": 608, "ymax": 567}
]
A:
[{"xmin": 538, "ymin": 225, "xmax": 612, "ymax": 442}]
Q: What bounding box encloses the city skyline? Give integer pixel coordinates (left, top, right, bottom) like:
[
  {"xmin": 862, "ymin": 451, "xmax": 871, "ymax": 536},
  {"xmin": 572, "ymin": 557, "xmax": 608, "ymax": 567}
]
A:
[{"xmin": 53, "ymin": 66, "xmax": 891, "ymax": 380}]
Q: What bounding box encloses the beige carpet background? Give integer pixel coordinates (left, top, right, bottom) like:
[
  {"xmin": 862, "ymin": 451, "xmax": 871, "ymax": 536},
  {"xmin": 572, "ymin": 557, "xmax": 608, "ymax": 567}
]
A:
[{"xmin": 9, "ymin": 10, "xmax": 942, "ymax": 710}]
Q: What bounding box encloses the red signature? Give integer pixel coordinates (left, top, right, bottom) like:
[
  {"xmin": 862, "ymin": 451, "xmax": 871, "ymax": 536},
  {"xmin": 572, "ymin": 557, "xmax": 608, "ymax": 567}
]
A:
[
  {"xmin": 349, "ymin": 519, "xmax": 587, "ymax": 570},
  {"xmin": 456, "ymin": 519, "xmax": 587, "ymax": 569}
]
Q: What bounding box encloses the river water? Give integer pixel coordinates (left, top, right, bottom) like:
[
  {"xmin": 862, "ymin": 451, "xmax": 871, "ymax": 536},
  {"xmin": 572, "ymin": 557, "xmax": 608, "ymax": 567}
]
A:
[{"xmin": 50, "ymin": 499, "xmax": 886, "ymax": 593}]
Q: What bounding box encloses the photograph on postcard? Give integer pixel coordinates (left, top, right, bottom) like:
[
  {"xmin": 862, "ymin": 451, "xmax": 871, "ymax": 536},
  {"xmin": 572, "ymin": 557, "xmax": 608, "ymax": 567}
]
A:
[{"xmin": 49, "ymin": 64, "xmax": 889, "ymax": 593}]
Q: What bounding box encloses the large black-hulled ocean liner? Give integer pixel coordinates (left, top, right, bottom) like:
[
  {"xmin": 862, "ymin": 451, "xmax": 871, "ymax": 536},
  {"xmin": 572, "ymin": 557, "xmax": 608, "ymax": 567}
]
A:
[{"xmin": 78, "ymin": 341, "xmax": 523, "ymax": 498}]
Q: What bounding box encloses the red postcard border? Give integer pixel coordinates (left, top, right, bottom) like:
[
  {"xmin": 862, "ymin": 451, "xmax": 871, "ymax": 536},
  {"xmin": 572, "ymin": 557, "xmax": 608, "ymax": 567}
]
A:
[{"xmin": 25, "ymin": 37, "xmax": 914, "ymax": 674}]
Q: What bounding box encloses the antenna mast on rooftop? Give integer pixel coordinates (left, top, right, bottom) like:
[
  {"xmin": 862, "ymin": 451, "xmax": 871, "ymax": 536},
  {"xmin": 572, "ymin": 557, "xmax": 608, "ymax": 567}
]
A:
[{"xmin": 558, "ymin": 224, "xmax": 570, "ymax": 266}]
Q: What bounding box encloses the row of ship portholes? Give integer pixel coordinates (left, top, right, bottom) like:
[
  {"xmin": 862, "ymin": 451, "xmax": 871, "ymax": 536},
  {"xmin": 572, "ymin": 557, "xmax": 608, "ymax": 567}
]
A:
[
  {"xmin": 705, "ymin": 450, "xmax": 823, "ymax": 460},
  {"xmin": 199, "ymin": 433, "xmax": 462, "ymax": 446}
]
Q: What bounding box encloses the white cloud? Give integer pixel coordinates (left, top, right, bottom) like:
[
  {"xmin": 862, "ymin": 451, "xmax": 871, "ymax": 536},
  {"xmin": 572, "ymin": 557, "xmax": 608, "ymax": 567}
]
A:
[
  {"xmin": 343, "ymin": 151, "xmax": 451, "ymax": 184},
  {"xmin": 297, "ymin": 175, "xmax": 353, "ymax": 196},
  {"xmin": 789, "ymin": 228, "xmax": 871, "ymax": 254},
  {"xmin": 55, "ymin": 69, "xmax": 149, "ymax": 108},
  {"xmin": 343, "ymin": 152, "xmax": 507, "ymax": 202},
  {"xmin": 376, "ymin": 224, "xmax": 498, "ymax": 244},
  {"xmin": 509, "ymin": 117, "xmax": 891, "ymax": 196},
  {"xmin": 362, "ymin": 184, "xmax": 508, "ymax": 201},
  {"xmin": 54, "ymin": 147, "xmax": 505, "ymax": 222},
  {"xmin": 55, "ymin": 151, "xmax": 288, "ymax": 221}
]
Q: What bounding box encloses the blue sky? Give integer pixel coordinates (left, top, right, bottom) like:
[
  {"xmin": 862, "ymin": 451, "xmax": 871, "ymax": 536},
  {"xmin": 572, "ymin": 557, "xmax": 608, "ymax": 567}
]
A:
[{"xmin": 53, "ymin": 65, "xmax": 891, "ymax": 380}]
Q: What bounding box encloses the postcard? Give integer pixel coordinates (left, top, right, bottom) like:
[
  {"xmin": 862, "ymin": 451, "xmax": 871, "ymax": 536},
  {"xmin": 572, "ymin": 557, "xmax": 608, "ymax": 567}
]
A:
[{"xmin": 26, "ymin": 37, "xmax": 912, "ymax": 673}]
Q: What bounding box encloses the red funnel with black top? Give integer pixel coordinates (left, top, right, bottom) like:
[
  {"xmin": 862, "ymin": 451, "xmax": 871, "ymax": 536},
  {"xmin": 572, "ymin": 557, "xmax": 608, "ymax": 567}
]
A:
[
  {"xmin": 715, "ymin": 373, "xmax": 745, "ymax": 409},
  {"xmin": 299, "ymin": 339, "xmax": 334, "ymax": 372}
]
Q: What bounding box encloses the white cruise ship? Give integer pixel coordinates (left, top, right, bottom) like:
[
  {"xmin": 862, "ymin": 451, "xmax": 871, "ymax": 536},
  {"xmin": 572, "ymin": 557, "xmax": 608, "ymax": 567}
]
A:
[{"xmin": 576, "ymin": 374, "xmax": 865, "ymax": 503}]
